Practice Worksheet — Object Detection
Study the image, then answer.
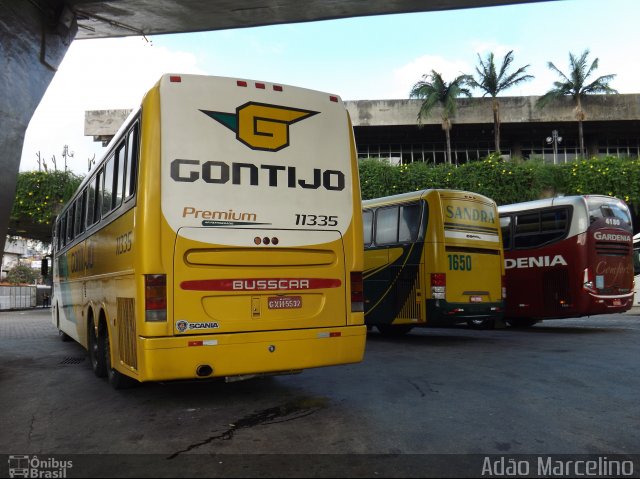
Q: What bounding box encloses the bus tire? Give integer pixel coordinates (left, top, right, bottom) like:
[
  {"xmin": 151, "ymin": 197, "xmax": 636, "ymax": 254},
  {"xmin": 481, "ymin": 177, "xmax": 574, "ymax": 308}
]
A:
[
  {"xmin": 88, "ymin": 318, "xmax": 107, "ymax": 378},
  {"xmin": 103, "ymin": 329, "xmax": 137, "ymax": 390},
  {"xmin": 507, "ymin": 319, "xmax": 539, "ymax": 328},
  {"xmin": 467, "ymin": 319, "xmax": 495, "ymax": 330},
  {"xmin": 377, "ymin": 324, "xmax": 414, "ymax": 336}
]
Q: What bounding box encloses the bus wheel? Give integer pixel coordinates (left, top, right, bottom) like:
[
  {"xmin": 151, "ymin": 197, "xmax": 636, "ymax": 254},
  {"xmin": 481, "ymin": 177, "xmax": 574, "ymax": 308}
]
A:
[
  {"xmin": 377, "ymin": 324, "xmax": 414, "ymax": 336},
  {"xmin": 88, "ymin": 318, "xmax": 107, "ymax": 378},
  {"xmin": 467, "ymin": 319, "xmax": 495, "ymax": 330},
  {"xmin": 507, "ymin": 319, "xmax": 539, "ymax": 328},
  {"xmin": 103, "ymin": 330, "xmax": 137, "ymax": 390}
]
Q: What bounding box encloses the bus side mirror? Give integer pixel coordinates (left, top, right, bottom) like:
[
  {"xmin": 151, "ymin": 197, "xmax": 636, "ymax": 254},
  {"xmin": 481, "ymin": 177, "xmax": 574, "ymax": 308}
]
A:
[{"xmin": 41, "ymin": 258, "xmax": 49, "ymax": 277}]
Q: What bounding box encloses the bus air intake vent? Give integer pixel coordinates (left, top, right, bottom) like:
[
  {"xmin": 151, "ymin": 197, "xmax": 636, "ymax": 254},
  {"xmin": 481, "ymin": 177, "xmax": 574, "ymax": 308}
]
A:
[
  {"xmin": 595, "ymin": 241, "xmax": 630, "ymax": 256},
  {"xmin": 117, "ymin": 298, "xmax": 138, "ymax": 370}
]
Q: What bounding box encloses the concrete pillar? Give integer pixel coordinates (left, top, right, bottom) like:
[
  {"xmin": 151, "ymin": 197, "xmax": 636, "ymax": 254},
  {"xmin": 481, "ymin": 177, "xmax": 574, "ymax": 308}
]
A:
[{"xmin": 0, "ymin": 1, "xmax": 77, "ymax": 256}]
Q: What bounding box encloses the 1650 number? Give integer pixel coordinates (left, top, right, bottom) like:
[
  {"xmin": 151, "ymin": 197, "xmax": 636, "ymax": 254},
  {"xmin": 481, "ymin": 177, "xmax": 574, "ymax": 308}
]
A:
[{"xmin": 448, "ymin": 254, "xmax": 472, "ymax": 271}]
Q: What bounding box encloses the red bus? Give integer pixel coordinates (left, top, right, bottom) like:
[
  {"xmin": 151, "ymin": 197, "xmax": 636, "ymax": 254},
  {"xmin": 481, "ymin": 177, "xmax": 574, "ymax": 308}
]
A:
[{"xmin": 498, "ymin": 195, "xmax": 634, "ymax": 327}]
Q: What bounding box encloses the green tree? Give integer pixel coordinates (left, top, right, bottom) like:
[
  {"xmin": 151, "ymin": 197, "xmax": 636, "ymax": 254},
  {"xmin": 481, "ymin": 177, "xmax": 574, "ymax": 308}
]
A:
[
  {"xmin": 10, "ymin": 170, "xmax": 83, "ymax": 242},
  {"xmin": 467, "ymin": 50, "xmax": 533, "ymax": 154},
  {"xmin": 5, "ymin": 263, "xmax": 38, "ymax": 285},
  {"xmin": 409, "ymin": 70, "xmax": 471, "ymax": 165},
  {"xmin": 536, "ymin": 49, "xmax": 617, "ymax": 158}
]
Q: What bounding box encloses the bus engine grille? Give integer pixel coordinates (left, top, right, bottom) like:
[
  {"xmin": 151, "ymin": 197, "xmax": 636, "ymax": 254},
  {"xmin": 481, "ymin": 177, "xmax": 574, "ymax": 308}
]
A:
[{"xmin": 117, "ymin": 297, "xmax": 138, "ymax": 370}]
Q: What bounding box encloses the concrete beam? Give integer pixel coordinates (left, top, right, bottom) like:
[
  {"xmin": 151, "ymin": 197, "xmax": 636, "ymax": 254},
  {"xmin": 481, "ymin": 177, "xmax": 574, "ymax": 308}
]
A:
[
  {"xmin": 68, "ymin": 0, "xmax": 553, "ymax": 39},
  {"xmin": 345, "ymin": 95, "xmax": 640, "ymax": 126},
  {"xmin": 85, "ymin": 94, "xmax": 640, "ymax": 142},
  {"xmin": 0, "ymin": 1, "xmax": 77, "ymax": 255}
]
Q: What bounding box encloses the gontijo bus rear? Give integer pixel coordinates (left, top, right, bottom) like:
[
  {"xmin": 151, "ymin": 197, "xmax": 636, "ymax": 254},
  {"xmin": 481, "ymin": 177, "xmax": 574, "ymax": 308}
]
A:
[
  {"xmin": 52, "ymin": 74, "xmax": 366, "ymax": 387},
  {"xmin": 362, "ymin": 189, "xmax": 504, "ymax": 334}
]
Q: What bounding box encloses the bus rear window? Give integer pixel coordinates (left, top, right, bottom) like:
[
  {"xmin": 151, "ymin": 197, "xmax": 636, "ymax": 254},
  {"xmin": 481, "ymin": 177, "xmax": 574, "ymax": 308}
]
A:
[{"xmin": 586, "ymin": 198, "xmax": 631, "ymax": 226}]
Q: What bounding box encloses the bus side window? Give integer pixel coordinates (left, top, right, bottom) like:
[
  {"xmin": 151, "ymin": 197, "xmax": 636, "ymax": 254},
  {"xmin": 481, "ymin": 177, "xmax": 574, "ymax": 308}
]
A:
[
  {"xmin": 376, "ymin": 206, "xmax": 399, "ymax": 245},
  {"xmin": 66, "ymin": 203, "xmax": 75, "ymax": 244},
  {"xmin": 58, "ymin": 216, "xmax": 65, "ymax": 249},
  {"xmin": 102, "ymin": 156, "xmax": 115, "ymax": 217},
  {"xmin": 95, "ymin": 168, "xmax": 104, "ymax": 220},
  {"xmin": 114, "ymin": 143, "xmax": 126, "ymax": 209},
  {"xmin": 398, "ymin": 203, "xmax": 421, "ymax": 243},
  {"xmin": 363, "ymin": 210, "xmax": 373, "ymax": 246},
  {"xmin": 74, "ymin": 191, "xmax": 87, "ymax": 237},
  {"xmin": 514, "ymin": 208, "xmax": 569, "ymax": 249},
  {"xmin": 86, "ymin": 178, "xmax": 95, "ymax": 227},
  {"xmin": 125, "ymin": 123, "xmax": 139, "ymax": 199},
  {"xmin": 500, "ymin": 216, "xmax": 512, "ymax": 250}
]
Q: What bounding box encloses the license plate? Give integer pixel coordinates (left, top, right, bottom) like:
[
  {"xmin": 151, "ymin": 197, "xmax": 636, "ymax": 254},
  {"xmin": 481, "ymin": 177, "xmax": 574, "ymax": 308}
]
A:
[
  {"xmin": 470, "ymin": 296, "xmax": 483, "ymax": 303},
  {"xmin": 613, "ymin": 299, "xmax": 622, "ymax": 306},
  {"xmin": 268, "ymin": 296, "xmax": 302, "ymax": 309}
]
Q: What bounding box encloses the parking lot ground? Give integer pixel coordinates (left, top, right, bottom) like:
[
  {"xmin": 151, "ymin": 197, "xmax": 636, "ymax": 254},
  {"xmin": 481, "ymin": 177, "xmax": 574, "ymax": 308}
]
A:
[{"xmin": 1, "ymin": 308, "xmax": 639, "ymax": 477}]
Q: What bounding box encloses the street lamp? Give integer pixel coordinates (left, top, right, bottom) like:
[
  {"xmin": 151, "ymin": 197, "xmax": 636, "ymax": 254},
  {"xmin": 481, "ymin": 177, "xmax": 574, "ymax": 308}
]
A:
[{"xmin": 546, "ymin": 129, "xmax": 563, "ymax": 164}]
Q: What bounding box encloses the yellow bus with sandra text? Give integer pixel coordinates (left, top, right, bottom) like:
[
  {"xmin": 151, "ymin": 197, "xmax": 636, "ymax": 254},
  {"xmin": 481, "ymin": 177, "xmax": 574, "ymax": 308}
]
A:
[
  {"xmin": 52, "ymin": 74, "xmax": 366, "ymax": 388},
  {"xmin": 363, "ymin": 189, "xmax": 505, "ymax": 334}
]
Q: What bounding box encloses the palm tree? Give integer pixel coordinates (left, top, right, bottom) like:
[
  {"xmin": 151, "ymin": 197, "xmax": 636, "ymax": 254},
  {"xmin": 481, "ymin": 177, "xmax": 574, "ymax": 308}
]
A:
[
  {"xmin": 537, "ymin": 49, "xmax": 617, "ymax": 158},
  {"xmin": 467, "ymin": 50, "xmax": 533, "ymax": 154},
  {"xmin": 409, "ymin": 70, "xmax": 471, "ymax": 165}
]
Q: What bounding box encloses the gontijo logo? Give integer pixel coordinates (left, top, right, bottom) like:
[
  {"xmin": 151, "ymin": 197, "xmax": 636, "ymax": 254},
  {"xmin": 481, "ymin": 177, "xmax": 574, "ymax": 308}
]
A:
[{"xmin": 200, "ymin": 102, "xmax": 319, "ymax": 152}]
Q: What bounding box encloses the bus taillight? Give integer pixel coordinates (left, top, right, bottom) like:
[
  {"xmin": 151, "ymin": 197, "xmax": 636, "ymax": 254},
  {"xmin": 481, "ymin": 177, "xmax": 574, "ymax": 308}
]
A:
[
  {"xmin": 431, "ymin": 273, "xmax": 446, "ymax": 299},
  {"xmin": 145, "ymin": 274, "xmax": 167, "ymax": 322},
  {"xmin": 350, "ymin": 272, "xmax": 364, "ymax": 312}
]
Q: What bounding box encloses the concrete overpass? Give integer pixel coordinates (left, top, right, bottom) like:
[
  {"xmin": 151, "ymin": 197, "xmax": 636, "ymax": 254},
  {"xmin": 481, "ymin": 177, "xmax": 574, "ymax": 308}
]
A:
[{"xmin": 1, "ymin": 0, "xmax": 552, "ymax": 251}]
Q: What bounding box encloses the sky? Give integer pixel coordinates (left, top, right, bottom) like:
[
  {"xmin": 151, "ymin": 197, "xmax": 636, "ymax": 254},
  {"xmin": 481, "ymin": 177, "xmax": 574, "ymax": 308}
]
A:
[{"xmin": 20, "ymin": 0, "xmax": 640, "ymax": 175}]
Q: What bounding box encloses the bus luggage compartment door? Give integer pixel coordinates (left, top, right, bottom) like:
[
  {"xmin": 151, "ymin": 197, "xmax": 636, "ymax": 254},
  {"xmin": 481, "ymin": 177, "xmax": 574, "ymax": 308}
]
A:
[{"xmin": 172, "ymin": 228, "xmax": 347, "ymax": 335}]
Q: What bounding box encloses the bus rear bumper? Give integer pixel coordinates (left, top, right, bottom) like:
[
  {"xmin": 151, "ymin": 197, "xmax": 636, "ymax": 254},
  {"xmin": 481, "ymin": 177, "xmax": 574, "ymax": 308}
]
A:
[
  {"xmin": 426, "ymin": 299, "xmax": 504, "ymax": 326},
  {"xmin": 137, "ymin": 325, "xmax": 366, "ymax": 382}
]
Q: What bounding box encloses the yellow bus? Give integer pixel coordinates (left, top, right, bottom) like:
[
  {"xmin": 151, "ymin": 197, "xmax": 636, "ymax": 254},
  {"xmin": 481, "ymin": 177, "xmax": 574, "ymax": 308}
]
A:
[
  {"xmin": 363, "ymin": 189, "xmax": 505, "ymax": 334},
  {"xmin": 52, "ymin": 74, "xmax": 366, "ymax": 388}
]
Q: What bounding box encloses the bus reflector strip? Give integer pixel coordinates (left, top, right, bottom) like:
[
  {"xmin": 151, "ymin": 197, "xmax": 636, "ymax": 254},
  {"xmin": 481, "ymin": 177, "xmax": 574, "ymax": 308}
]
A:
[
  {"xmin": 188, "ymin": 340, "xmax": 218, "ymax": 347},
  {"xmin": 318, "ymin": 332, "xmax": 342, "ymax": 338},
  {"xmin": 181, "ymin": 278, "xmax": 342, "ymax": 291}
]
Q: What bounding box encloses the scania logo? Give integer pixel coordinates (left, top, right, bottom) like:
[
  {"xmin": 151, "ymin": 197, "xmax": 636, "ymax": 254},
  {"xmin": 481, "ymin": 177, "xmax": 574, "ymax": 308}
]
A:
[
  {"xmin": 176, "ymin": 320, "xmax": 188, "ymax": 333},
  {"xmin": 200, "ymin": 102, "xmax": 318, "ymax": 152}
]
